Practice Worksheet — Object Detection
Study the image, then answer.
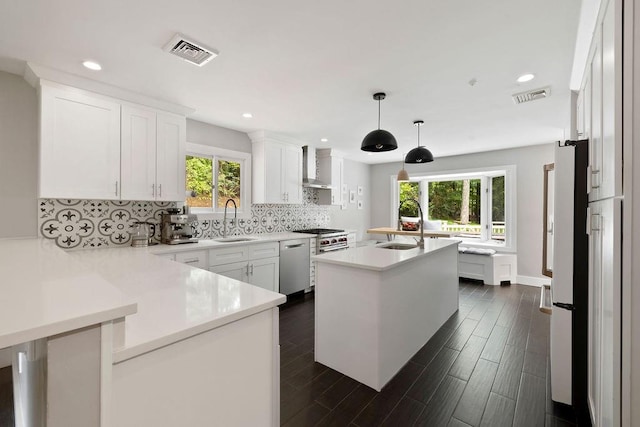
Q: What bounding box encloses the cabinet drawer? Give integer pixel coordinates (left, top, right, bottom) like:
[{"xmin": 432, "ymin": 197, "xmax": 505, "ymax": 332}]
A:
[
  {"xmin": 175, "ymin": 250, "xmax": 208, "ymax": 269},
  {"xmin": 248, "ymin": 242, "xmax": 279, "ymax": 260},
  {"xmin": 209, "ymin": 245, "xmax": 250, "ymax": 266}
]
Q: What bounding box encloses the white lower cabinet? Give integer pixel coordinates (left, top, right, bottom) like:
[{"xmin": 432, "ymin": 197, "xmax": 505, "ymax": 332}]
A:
[
  {"xmin": 209, "ymin": 242, "xmax": 280, "ymax": 292},
  {"xmin": 156, "ymin": 253, "xmax": 176, "ymax": 261},
  {"xmin": 249, "ymin": 257, "xmax": 280, "ymax": 292},
  {"xmin": 209, "ymin": 261, "xmax": 248, "ymax": 281},
  {"xmin": 174, "ymin": 250, "xmax": 208, "ymax": 270},
  {"xmin": 310, "ymin": 239, "xmax": 317, "ymax": 287}
]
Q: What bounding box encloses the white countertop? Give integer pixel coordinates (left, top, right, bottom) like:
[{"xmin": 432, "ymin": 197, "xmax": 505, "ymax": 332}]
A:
[
  {"xmin": 312, "ymin": 239, "xmax": 459, "ymax": 272},
  {"xmin": 69, "ymin": 247, "xmax": 286, "ymax": 363},
  {"xmin": 0, "ymin": 238, "xmax": 137, "ymax": 349},
  {"xmin": 146, "ymin": 232, "xmax": 316, "ymax": 255}
]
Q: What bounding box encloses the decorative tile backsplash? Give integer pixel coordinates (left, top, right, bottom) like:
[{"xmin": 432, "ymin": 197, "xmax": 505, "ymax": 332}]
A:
[{"xmin": 38, "ymin": 189, "xmax": 330, "ymax": 249}]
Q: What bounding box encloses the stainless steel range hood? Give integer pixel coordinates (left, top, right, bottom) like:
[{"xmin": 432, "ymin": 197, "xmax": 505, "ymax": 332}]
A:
[{"xmin": 302, "ymin": 146, "xmax": 330, "ymax": 189}]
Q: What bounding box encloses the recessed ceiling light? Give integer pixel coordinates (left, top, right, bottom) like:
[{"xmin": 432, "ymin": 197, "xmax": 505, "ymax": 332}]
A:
[
  {"xmin": 320, "ymin": 138, "xmax": 328, "ymax": 142},
  {"xmin": 517, "ymin": 73, "xmax": 535, "ymax": 83},
  {"xmin": 242, "ymin": 113, "xmax": 253, "ymax": 118},
  {"xmin": 82, "ymin": 60, "xmax": 102, "ymax": 71}
]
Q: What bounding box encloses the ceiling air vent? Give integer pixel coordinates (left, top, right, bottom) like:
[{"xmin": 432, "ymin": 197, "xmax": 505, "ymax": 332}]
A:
[
  {"xmin": 163, "ymin": 33, "xmax": 218, "ymax": 67},
  {"xmin": 512, "ymin": 86, "xmax": 551, "ymax": 104}
]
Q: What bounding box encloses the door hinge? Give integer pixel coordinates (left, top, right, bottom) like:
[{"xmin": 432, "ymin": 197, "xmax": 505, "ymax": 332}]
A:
[{"xmin": 553, "ymin": 302, "xmax": 576, "ymax": 311}]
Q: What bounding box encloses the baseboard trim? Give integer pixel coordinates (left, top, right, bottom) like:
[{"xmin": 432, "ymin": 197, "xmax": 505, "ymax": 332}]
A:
[{"xmin": 516, "ymin": 275, "xmax": 552, "ymax": 287}]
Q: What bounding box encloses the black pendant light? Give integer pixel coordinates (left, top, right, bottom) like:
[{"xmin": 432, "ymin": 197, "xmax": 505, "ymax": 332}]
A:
[
  {"xmin": 361, "ymin": 92, "xmax": 398, "ymax": 152},
  {"xmin": 405, "ymin": 120, "xmax": 434, "ymax": 163}
]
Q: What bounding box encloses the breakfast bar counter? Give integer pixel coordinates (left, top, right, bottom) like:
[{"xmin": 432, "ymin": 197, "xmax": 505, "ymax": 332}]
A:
[
  {"xmin": 367, "ymin": 226, "xmax": 460, "ymax": 240},
  {"xmin": 312, "ymin": 240, "xmax": 459, "ymax": 391}
]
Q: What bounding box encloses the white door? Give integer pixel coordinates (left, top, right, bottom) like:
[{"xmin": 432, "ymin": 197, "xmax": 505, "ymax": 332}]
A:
[
  {"xmin": 249, "ymin": 257, "xmax": 280, "ymax": 292},
  {"xmin": 156, "ymin": 112, "xmax": 186, "ymax": 201},
  {"xmin": 588, "ymin": 198, "xmax": 622, "ymax": 426},
  {"xmin": 39, "ymin": 84, "xmax": 121, "ymax": 199},
  {"xmin": 283, "ymin": 145, "xmax": 302, "ymax": 204},
  {"xmin": 120, "ymin": 105, "xmax": 156, "ymax": 200},
  {"xmin": 210, "ymin": 261, "xmax": 248, "ymax": 282}
]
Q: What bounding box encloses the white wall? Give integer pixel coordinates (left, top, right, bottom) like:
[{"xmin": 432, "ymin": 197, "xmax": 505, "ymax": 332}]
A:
[
  {"xmin": 329, "ymin": 159, "xmax": 371, "ymax": 241},
  {"xmin": 186, "ymin": 119, "xmax": 252, "ymax": 153},
  {"xmin": 370, "ymin": 143, "xmax": 554, "ymax": 282},
  {"xmin": 0, "ymin": 70, "xmax": 38, "ymax": 238}
]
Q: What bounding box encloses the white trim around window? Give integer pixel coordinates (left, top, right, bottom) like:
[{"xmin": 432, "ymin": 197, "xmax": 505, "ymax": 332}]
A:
[
  {"xmin": 390, "ymin": 164, "xmax": 517, "ymax": 252},
  {"xmin": 186, "ymin": 143, "xmax": 252, "ymax": 220}
]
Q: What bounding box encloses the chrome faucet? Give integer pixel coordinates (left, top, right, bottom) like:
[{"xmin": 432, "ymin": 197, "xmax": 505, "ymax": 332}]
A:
[
  {"xmin": 398, "ymin": 199, "xmax": 425, "ymax": 249},
  {"xmin": 223, "ymin": 199, "xmax": 237, "ymax": 238}
]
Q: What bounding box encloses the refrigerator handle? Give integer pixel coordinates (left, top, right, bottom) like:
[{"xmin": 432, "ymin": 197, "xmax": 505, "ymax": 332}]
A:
[{"xmin": 553, "ymin": 302, "xmax": 576, "ymax": 311}]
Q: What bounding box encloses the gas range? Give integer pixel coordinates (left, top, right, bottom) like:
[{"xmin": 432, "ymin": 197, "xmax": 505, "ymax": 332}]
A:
[{"xmin": 293, "ymin": 228, "xmax": 348, "ymax": 252}]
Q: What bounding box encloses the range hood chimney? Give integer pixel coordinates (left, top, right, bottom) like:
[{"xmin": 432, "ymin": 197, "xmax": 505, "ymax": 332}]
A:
[{"xmin": 302, "ymin": 146, "xmax": 330, "ymax": 189}]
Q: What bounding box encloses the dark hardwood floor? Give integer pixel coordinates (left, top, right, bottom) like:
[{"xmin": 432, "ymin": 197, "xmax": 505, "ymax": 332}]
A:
[{"xmin": 279, "ymin": 280, "xmax": 579, "ymax": 427}]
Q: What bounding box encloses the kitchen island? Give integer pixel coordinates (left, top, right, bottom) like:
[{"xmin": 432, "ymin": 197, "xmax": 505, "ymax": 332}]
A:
[
  {"xmin": 312, "ymin": 239, "xmax": 459, "ymax": 391},
  {"xmin": 0, "ymin": 238, "xmax": 286, "ymax": 427}
]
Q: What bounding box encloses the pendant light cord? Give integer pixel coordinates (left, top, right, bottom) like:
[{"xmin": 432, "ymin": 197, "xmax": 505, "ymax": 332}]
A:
[
  {"xmin": 417, "ymin": 124, "xmax": 420, "ymax": 147},
  {"xmin": 378, "ymin": 98, "xmax": 381, "ymax": 130}
]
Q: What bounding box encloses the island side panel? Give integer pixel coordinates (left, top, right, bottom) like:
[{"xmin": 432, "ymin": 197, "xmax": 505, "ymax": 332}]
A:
[
  {"xmin": 111, "ymin": 308, "xmax": 277, "ymax": 427},
  {"xmin": 379, "ymin": 244, "xmax": 459, "ymax": 386},
  {"xmin": 314, "ymin": 243, "xmax": 459, "ymax": 391},
  {"xmin": 315, "ymin": 264, "xmax": 382, "ymax": 390}
]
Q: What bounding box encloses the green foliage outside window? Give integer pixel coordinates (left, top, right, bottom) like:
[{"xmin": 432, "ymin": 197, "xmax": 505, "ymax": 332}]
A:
[
  {"xmin": 399, "ymin": 182, "xmax": 420, "ymax": 217},
  {"xmin": 185, "ymin": 156, "xmax": 241, "ymax": 208},
  {"xmin": 428, "ymin": 179, "xmax": 481, "ymax": 224},
  {"xmin": 216, "ymin": 160, "xmax": 241, "ymax": 208},
  {"xmin": 186, "ymin": 155, "xmax": 213, "ymax": 207}
]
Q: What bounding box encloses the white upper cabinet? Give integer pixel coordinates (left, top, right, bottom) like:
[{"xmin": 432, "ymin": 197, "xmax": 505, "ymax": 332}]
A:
[
  {"xmin": 317, "ymin": 149, "xmax": 344, "ymax": 206},
  {"xmin": 283, "ymin": 145, "xmax": 302, "ymax": 204},
  {"xmin": 39, "ymin": 81, "xmax": 186, "ymax": 201},
  {"xmin": 581, "ymin": 0, "xmax": 622, "ymax": 202},
  {"xmin": 40, "ymin": 83, "xmax": 121, "ymax": 199},
  {"xmin": 156, "ymin": 112, "xmax": 186, "ymax": 201},
  {"xmin": 120, "ymin": 105, "xmax": 157, "ymax": 200},
  {"xmin": 250, "ymin": 132, "xmax": 303, "ymax": 204}
]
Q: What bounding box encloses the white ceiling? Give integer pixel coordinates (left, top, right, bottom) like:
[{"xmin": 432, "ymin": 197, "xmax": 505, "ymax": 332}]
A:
[{"xmin": 0, "ymin": 0, "xmax": 581, "ymax": 164}]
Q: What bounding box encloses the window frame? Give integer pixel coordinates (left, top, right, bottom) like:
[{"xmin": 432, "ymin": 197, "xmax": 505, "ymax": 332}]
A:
[
  {"xmin": 390, "ymin": 165, "xmax": 517, "ymax": 251},
  {"xmin": 185, "ymin": 143, "xmax": 252, "ymax": 219}
]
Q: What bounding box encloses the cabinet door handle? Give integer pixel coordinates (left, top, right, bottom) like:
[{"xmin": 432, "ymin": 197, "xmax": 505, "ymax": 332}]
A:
[
  {"xmin": 245, "ymin": 264, "xmax": 250, "ymax": 276},
  {"xmin": 250, "ymin": 264, "xmax": 254, "ymax": 275},
  {"xmin": 159, "ymin": 184, "xmax": 162, "ymax": 197},
  {"xmin": 184, "ymin": 258, "xmax": 200, "ymax": 264},
  {"xmin": 115, "ymin": 181, "xmax": 119, "ymax": 197},
  {"xmin": 152, "ymin": 183, "xmax": 155, "ymax": 197}
]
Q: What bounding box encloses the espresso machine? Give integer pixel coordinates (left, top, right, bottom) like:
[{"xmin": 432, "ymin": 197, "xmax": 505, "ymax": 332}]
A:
[{"xmin": 160, "ymin": 209, "xmax": 199, "ymax": 244}]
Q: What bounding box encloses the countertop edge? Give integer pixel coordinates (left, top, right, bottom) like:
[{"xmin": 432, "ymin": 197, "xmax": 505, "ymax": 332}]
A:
[
  {"xmin": 312, "ymin": 240, "xmax": 459, "ymax": 272},
  {"xmin": 112, "ymin": 297, "xmax": 285, "ymax": 363},
  {"xmin": 0, "ymin": 302, "xmax": 137, "ymax": 349},
  {"xmin": 146, "ymin": 232, "xmax": 317, "ymax": 254}
]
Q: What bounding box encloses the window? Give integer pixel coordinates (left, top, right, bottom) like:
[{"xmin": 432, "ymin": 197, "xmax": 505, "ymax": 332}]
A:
[
  {"xmin": 185, "ymin": 143, "xmax": 251, "ymax": 218},
  {"xmin": 391, "ymin": 166, "xmax": 516, "ymax": 249}
]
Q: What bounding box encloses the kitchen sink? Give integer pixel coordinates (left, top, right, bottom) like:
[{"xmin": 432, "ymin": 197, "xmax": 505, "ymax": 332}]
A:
[
  {"xmin": 214, "ymin": 237, "xmax": 258, "ymax": 243},
  {"xmin": 377, "ymin": 243, "xmax": 418, "ymax": 250}
]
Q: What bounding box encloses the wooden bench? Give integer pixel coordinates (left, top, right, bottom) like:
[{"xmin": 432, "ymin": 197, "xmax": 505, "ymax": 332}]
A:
[{"xmin": 458, "ymin": 247, "xmax": 517, "ymax": 285}]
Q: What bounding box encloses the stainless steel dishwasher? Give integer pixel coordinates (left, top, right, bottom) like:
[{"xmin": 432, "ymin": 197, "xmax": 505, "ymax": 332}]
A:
[{"xmin": 279, "ymin": 239, "xmax": 310, "ymax": 295}]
